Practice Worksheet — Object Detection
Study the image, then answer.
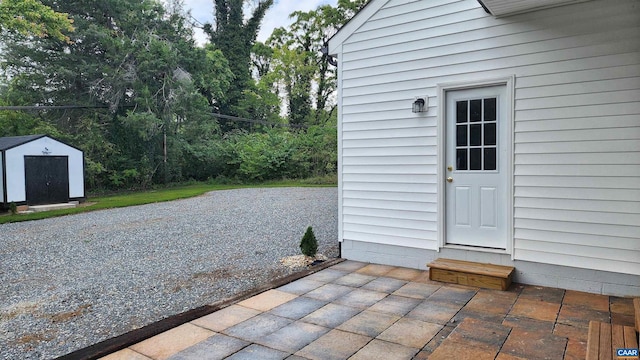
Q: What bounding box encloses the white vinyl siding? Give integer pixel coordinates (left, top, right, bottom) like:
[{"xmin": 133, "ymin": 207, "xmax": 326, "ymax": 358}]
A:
[{"xmin": 334, "ymin": 0, "xmax": 640, "ymax": 275}]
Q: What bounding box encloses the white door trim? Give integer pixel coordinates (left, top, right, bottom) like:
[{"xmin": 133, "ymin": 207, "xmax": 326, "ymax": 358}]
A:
[{"xmin": 437, "ymin": 76, "xmax": 515, "ymax": 256}]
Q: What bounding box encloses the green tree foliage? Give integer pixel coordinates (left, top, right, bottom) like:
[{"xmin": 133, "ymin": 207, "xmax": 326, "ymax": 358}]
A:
[
  {"xmin": 204, "ymin": 0, "xmax": 274, "ymax": 127},
  {"xmin": 201, "ymin": 127, "xmax": 335, "ymax": 182},
  {"xmin": 251, "ymin": 41, "xmax": 274, "ymax": 79},
  {"xmin": 0, "ymin": 0, "xmax": 233, "ymax": 188},
  {"xmin": 300, "ymin": 226, "xmax": 318, "ymax": 257},
  {"xmin": 0, "ymin": 0, "xmax": 348, "ymax": 190},
  {"xmin": 267, "ymin": 0, "xmax": 368, "ymax": 127},
  {"xmin": 0, "ymin": 0, "xmax": 74, "ymax": 42}
]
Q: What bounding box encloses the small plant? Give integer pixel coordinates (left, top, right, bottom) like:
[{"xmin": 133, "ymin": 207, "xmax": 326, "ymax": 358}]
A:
[
  {"xmin": 9, "ymin": 202, "xmax": 17, "ymax": 215},
  {"xmin": 300, "ymin": 226, "xmax": 318, "ymax": 257}
]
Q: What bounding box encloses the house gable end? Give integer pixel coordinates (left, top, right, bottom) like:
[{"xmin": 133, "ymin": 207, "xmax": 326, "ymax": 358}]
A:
[{"xmin": 328, "ymin": 0, "xmax": 390, "ymax": 55}]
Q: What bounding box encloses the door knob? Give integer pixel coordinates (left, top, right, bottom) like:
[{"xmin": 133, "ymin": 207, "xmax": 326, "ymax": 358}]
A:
[{"xmin": 446, "ymin": 177, "xmax": 453, "ymax": 183}]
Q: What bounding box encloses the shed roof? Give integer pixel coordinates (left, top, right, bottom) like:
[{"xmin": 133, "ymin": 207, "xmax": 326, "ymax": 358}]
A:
[{"xmin": 0, "ymin": 135, "xmax": 46, "ymax": 151}]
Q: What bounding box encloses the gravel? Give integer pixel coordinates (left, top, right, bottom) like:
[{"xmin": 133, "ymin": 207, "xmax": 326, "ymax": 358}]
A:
[{"xmin": 0, "ymin": 187, "xmax": 338, "ymax": 359}]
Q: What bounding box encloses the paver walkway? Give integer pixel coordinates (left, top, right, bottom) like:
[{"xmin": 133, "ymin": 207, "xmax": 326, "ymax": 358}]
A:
[{"xmin": 101, "ymin": 261, "xmax": 637, "ymax": 360}]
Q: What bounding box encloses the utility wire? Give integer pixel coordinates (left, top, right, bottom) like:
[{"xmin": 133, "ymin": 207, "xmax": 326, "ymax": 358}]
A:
[
  {"xmin": 0, "ymin": 105, "xmax": 120, "ymax": 110},
  {"xmin": 212, "ymin": 113, "xmax": 307, "ymax": 129},
  {"xmin": 0, "ymin": 105, "xmax": 309, "ymax": 129}
]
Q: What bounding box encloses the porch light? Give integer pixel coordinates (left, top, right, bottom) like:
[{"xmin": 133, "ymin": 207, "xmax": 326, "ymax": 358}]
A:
[{"xmin": 412, "ymin": 97, "xmax": 428, "ymax": 113}]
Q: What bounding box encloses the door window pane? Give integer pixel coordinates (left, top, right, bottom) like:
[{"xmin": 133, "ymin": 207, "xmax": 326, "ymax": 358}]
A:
[
  {"xmin": 456, "ymin": 101, "xmax": 467, "ymax": 123},
  {"xmin": 484, "ymin": 123, "xmax": 496, "ymax": 146},
  {"xmin": 456, "ymin": 149, "xmax": 467, "ymax": 170},
  {"xmin": 456, "ymin": 125, "xmax": 467, "ymax": 146},
  {"xmin": 470, "ymin": 99, "xmax": 482, "ymax": 122},
  {"xmin": 470, "ymin": 148, "xmax": 482, "ymax": 170},
  {"xmin": 453, "ymin": 96, "xmax": 499, "ymax": 172},
  {"xmin": 470, "ymin": 124, "xmax": 482, "ymax": 146},
  {"xmin": 484, "ymin": 98, "xmax": 496, "ymax": 121},
  {"xmin": 484, "ymin": 148, "xmax": 496, "ymax": 170}
]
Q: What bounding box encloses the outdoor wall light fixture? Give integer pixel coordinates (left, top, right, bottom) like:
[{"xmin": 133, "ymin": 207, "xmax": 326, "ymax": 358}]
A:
[{"xmin": 412, "ymin": 96, "xmax": 428, "ymax": 113}]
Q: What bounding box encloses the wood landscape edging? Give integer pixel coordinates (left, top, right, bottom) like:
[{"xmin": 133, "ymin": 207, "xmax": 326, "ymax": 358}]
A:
[{"xmin": 55, "ymin": 258, "xmax": 345, "ymax": 360}]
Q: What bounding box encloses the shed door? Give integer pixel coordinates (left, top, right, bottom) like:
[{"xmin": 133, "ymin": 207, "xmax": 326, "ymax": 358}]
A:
[
  {"xmin": 445, "ymin": 86, "xmax": 508, "ymax": 249},
  {"xmin": 25, "ymin": 156, "xmax": 69, "ymax": 205}
]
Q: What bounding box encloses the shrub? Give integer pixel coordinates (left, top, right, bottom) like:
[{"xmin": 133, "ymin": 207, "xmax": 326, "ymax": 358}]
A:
[
  {"xmin": 9, "ymin": 202, "xmax": 17, "ymax": 215},
  {"xmin": 300, "ymin": 226, "xmax": 318, "ymax": 257}
]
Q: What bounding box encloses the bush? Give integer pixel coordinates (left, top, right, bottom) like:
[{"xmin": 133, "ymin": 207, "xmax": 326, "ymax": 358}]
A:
[
  {"xmin": 9, "ymin": 202, "xmax": 17, "ymax": 215},
  {"xmin": 300, "ymin": 226, "xmax": 318, "ymax": 257}
]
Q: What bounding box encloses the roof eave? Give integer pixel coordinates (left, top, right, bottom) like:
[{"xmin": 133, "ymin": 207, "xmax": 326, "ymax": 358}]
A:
[{"xmin": 477, "ymin": 0, "xmax": 592, "ymax": 17}]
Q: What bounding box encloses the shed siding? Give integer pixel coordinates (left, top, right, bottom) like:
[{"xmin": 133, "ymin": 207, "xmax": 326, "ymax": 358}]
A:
[
  {"xmin": 5, "ymin": 137, "xmax": 84, "ymax": 202},
  {"xmin": 337, "ymin": 0, "xmax": 640, "ymax": 274},
  {"xmin": 0, "ymin": 152, "xmax": 4, "ymax": 202}
]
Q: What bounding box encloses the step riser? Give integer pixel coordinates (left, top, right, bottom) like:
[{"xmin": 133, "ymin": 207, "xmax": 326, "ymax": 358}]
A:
[
  {"xmin": 430, "ymin": 268, "xmax": 511, "ymax": 291},
  {"xmin": 427, "ymin": 258, "xmax": 515, "ymax": 291}
]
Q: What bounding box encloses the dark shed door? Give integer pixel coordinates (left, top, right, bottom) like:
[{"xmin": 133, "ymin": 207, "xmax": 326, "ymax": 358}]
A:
[{"xmin": 25, "ymin": 156, "xmax": 69, "ymax": 205}]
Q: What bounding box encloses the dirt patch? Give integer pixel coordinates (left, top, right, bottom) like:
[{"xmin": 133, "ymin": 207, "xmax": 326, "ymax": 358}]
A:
[
  {"xmin": 1, "ymin": 301, "xmax": 41, "ymax": 321},
  {"xmin": 15, "ymin": 331, "xmax": 55, "ymax": 346},
  {"xmin": 48, "ymin": 304, "xmax": 92, "ymax": 324},
  {"xmin": 191, "ymin": 268, "xmax": 234, "ymax": 281},
  {"xmin": 280, "ymin": 254, "xmax": 328, "ymax": 269}
]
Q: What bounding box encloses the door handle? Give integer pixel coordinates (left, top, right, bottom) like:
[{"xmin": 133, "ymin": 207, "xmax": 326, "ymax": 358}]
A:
[{"xmin": 446, "ymin": 177, "xmax": 453, "ymax": 183}]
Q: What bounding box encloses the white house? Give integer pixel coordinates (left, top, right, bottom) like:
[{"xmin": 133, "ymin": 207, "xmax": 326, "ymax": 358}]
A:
[
  {"xmin": 0, "ymin": 135, "xmax": 85, "ymax": 207},
  {"xmin": 328, "ymin": 0, "xmax": 640, "ymax": 296}
]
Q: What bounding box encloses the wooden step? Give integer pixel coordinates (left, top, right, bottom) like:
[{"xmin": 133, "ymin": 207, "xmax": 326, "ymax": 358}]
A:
[
  {"xmin": 427, "ymin": 258, "xmax": 514, "ymax": 291},
  {"xmin": 634, "ymin": 298, "xmax": 640, "ymax": 332},
  {"xmin": 586, "ymin": 321, "xmax": 639, "ymax": 360},
  {"xmin": 635, "ymin": 298, "xmax": 640, "ymax": 344}
]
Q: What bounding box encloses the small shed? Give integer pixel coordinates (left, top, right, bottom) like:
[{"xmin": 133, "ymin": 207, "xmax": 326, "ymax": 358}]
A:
[
  {"xmin": 0, "ymin": 135, "xmax": 85, "ymax": 207},
  {"xmin": 328, "ymin": 0, "xmax": 640, "ymax": 296}
]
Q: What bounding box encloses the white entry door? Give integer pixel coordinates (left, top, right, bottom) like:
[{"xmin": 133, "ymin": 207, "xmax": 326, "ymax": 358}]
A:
[{"xmin": 445, "ymin": 85, "xmax": 509, "ymax": 249}]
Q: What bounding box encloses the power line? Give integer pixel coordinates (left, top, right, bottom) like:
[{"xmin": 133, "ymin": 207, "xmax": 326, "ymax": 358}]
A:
[
  {"xmin": 0, "ymin": 105, "xmax": 309, "ymax": 129},
  {"xmin": 189, "ymin": 15, "xmax": 205, "ymax": 29},
  {"xmin": 212, "ymin": 113, "xmax": 307, "ymax": 129},
  {"xmin": 0, "ymin": 105, "xmax": 119, "ymax": 110}
]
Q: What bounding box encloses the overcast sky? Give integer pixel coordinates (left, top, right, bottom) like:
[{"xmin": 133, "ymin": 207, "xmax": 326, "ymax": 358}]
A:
[{"xmin": 182, "ymin": 0, "xmax": 338, "ymax": 45}]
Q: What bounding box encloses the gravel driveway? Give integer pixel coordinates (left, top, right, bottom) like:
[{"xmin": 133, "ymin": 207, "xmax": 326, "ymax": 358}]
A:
[{"xmin": 0, "ymin": 187, "xmax": 338, "ymax": 359}]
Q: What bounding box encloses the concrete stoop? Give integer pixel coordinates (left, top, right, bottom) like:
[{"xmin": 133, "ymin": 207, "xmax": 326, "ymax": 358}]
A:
[{"xmin": 20, "ymin": 201, "xmax": 79, "ymax": 213}]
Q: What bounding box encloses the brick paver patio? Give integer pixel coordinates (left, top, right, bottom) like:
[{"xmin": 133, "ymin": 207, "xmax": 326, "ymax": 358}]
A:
[{"xmin": 101, "ymin": 260, "xmax": 637, "ymax": 360}]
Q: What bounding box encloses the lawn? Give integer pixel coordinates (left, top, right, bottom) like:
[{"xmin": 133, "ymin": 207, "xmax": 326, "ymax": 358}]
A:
[{"xmin": 0, "ymin": 179, "xmax": 336, "ymax": 225}]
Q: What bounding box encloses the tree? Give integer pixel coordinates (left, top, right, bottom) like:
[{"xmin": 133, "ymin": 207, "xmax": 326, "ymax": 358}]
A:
[
  {"xmin": 266, "ymin": 0, "xmax": 369, "ymax": 127},
  {"xmin": 0, "ymin": 0, "xmax": 233, "ymax": 188},
  {"xmin": 0, "ymin": 0, "xmax": 74, "ymax": 42},
  {"xmin": 300, "ymin": 226, "xmax": 318, "ymax": 257},
  {"xmin": 204, "ymin": 0, "xmax": 274, "ymax": 128},
  {"xmin": 251, "ymin": 41, "xmax": 273, "ymax": 79},
  {"xmin": 0, "ymin": 0, "xmax": 353, "ymax": 189}
]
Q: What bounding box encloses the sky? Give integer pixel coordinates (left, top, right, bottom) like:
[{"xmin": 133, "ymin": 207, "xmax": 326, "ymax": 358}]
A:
[{"xmin": 182, "ymin": 0, "xmax": 338, "ymax": 45}]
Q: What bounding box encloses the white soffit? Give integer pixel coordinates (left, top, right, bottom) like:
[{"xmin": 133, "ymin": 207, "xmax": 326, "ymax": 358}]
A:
[{"xmin": 477, "ymin": 0, "xmax": 592, "ymax": 17}]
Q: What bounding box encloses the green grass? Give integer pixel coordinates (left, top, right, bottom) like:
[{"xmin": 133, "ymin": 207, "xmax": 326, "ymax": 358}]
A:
[{"xmin": 0, "ymin": 179, "xmax": 336, "ymax": 225}]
